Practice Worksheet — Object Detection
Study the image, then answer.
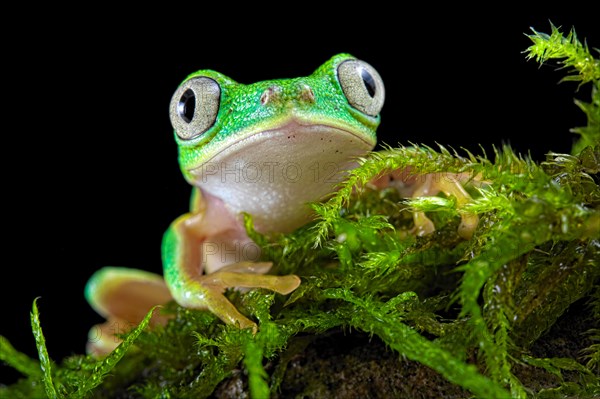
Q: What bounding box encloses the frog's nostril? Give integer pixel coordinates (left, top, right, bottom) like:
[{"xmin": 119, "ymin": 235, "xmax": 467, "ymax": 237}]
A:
[
  {"xmin": 260, "ymin": 85, "xmax": 281, "ymax": 105},
  {"xmin": 299, "ymin": 84, "xmax": 315, "ymax": 103}
]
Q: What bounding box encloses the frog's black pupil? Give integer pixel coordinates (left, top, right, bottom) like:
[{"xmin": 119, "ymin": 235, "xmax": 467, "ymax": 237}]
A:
[
  {"xmin": 178, "ymin": 89, "xmax": 196, "ymax": 123},
  {"xmin": 360, "ymin": 68, "xmax": 376, "ymax": 97}
]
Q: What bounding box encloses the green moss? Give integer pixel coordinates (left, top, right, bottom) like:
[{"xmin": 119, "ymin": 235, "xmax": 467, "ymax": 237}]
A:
[
  {"xmin": 2, "ymin": 24, "xmax": 599, "ymax": 398},
  {"xmin": 526, "ymin": 23, "xmax": 600, "ymax": 154},
  {"xmin": 30, "ymin": 298, "xmax": 58, "ymax": 399}
]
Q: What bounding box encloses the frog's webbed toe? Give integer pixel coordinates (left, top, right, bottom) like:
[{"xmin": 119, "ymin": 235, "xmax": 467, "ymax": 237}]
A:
[{"xmin": 85, "ymin": 267, "xmax": 173, "ymax": 356}]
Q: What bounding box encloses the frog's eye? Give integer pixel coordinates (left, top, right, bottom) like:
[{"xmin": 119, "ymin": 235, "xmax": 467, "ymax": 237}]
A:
[
  {"xmin": 337, "ymin": 59, "xmax": 385, "ymax": 117},
  {"xmin": 169, "ymin": 77, "xmax": 220, "ymax": 140}
]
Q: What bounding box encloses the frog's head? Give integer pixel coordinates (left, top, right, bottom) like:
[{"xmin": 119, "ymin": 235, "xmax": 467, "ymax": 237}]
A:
[{"xmin": 169, "ymin": 54, "xmax": 385, "ymax": 232}]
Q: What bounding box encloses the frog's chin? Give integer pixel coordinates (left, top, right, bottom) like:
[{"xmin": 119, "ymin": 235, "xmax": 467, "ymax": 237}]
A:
[{"xmin": 188, "ymin": 121, "xmax": 375, "ymax": 234}]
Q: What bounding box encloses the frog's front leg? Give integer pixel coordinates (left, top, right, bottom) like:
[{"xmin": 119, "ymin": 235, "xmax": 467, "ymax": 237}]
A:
[
  {"xmin": 162, "ymin": 189, "xmax": 300, "ymax": 331},
  {"xmin": 409, "ymin": 172, "xmax": 479, "ymax": 239},
  {"xmin": 373, "ymin": 169, "xmax": 479, "ymax": 239}
]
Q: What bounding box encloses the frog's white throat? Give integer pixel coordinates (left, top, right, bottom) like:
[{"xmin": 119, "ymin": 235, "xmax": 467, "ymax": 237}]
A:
[{"xmin": 190, "ymin": 122, "xmax": 375, "ymax": 234}]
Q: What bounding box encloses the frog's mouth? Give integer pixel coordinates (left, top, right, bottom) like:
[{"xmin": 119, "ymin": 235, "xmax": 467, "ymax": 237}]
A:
[{"xmin": 188, "ymin": 120, "xmax": 375, "ymax": 233}]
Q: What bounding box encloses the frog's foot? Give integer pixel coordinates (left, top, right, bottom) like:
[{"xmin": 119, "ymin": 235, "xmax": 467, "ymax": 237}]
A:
[
  {"xmin": 171, "ymin": 262, "xmax": 301, "ymax": 332},
  {"xmin": 373, "ymin": 169, "xmax": 479, "ymax": 239},
  {"xmin": 85, "ymin": 267, "xmax": 173, "ymax": 356},
  {"xmin": 411, "ymin": 173, "xmax": 479, "ymax": 239},
  {"xmin": 164, "ymin": 190, "xmax": 301, "ymax": 332}
]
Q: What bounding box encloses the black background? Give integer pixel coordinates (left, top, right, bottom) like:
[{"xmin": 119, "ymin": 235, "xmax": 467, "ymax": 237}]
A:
[{"xmin": 2, "ymin": 9, "xmax": 598, "ymax": 385}]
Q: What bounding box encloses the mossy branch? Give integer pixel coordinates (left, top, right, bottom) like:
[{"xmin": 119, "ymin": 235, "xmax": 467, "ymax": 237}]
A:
[
  {"xmin": 526, "ymin": 23, "xmax": 600, "ymax": 84},
  {"xmin": 244, "ymin": 339, "xmax": 269, "ymax": 399},
  {"xmin": 525, "ymin": 23, "xmax": 600, "ymax": 154},
  {"xmin": 70, "ymin": 306, "xmax": 158, "ymax": 398},
  {"xmin": 31, "ymin": 298, "xmax": 59, "ymax": 399},
  {"xmin": 0, "ymin": 335, "xmax": 41, "ymax": 379},
  {"xmin": 322, "ymin": 288, "xmax": 512, "ymax": 398}
]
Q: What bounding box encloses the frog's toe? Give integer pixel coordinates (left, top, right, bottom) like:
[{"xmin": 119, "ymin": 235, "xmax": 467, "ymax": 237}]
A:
[
  {"xmin": 85, "ymin": 267, "xmax": 173, "ymax": 356},
  {"xmin": 219, "ymin": 261, "xmax": 273, "ymax": 274},
  {"xmin": 412, "ymin": 211, "xmax": 436, "ymax": 236},
  {"xmin": 189, "ymin": 284, "xmax": 258, "ymax": 332},
  {"xmin": 209, "ymin": 271, "xmax": 301, "ymax": 295},
  {"xmin": 85, "ymin": 267, "xmax": 173, "ymax": 322},
  {"xmin": 458, "ymin": 213, "xmax": 479, "ymax": 240},
  {"xmin": 86, "ymin": 319, "xmax": 125, "ymax": 357}
]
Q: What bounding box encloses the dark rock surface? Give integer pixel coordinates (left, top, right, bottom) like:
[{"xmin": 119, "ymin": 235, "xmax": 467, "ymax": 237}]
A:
[{"xmin": 213, "ymin": 301, "xmax": 595, "ymax": 398}]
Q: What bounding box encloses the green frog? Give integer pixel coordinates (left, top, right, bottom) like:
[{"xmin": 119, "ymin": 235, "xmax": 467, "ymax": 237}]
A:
[{"xmin": 85, "ymin": 54, "xmax": 476, "ymax": 355}]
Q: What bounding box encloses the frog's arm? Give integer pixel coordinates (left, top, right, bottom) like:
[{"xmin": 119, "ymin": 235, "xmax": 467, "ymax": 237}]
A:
[
  {"xmin": 409, "ymin": 172, "xmax": 479, "ymax": 239},
  {"xmin": 372, "ymin": 170, "xmax": 479, "ymax": 239},
  {"xmin": 162, "ymin": 188, "xmax": 300, "ymax": 331}
]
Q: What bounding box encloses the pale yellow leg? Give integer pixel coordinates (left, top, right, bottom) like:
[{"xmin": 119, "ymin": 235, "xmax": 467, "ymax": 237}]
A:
[
  {"xmin": 371, "ymin": 170, "xmax": 479, "ymax": 239},
  {"xmin": 409, "ymin": 174, "xmax": 437, "ymax": 236},
  {"xmin": 163, "ymin": 189, "xmax": 301, "ymax": 332},
  {"xmin": 431, "ymin": 173, "xmax": 479, "ymax": 239},
  {"xmin": 85, "ymin": 267, "xmax": 173, "ymax": 356}
]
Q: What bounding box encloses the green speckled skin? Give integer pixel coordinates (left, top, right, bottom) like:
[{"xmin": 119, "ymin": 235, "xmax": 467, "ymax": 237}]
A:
[{"xmin": 175, "ymin": 53, "xmax": 379, "ymax": 182}]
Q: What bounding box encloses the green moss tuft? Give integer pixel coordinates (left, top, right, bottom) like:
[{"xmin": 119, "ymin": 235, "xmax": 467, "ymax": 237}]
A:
[
  {"xmin": 30, "ymin": 298, "xmax": 59, "ymax": 399},
  {"xmin": 526, "ymin": 23, "xmax": 600, "ymax": 154}
]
